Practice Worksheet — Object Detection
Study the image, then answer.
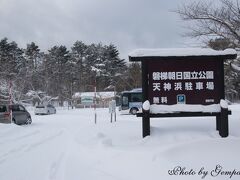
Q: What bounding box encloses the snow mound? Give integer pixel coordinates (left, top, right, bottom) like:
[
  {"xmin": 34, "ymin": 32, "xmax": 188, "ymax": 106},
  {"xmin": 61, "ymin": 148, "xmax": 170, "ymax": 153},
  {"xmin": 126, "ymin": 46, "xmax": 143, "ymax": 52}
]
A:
[
  {"xmin": 220, "ymin": 99, "xmax": 228, "ymax": 109},
  {"xmin": 97, "ymin": 132, "xmax": 106, "ymax": 139},
  {"xmin": 159, "ymin": 138, "xmax": 240, "ymax": 166},
  {"xmin": 143, "ymin": 100, "xmax": 150, "ymax": 111},
  {"xmin": 96, "ymin": 133, "xmax": 113, "ymax": 147},
  {"xmin": 100, "ymin": 138, "xmax": 113, "ymax": 147},
  {"xmin": 150, "ymin": 104, "xmax": 221, "ymax": 114}
]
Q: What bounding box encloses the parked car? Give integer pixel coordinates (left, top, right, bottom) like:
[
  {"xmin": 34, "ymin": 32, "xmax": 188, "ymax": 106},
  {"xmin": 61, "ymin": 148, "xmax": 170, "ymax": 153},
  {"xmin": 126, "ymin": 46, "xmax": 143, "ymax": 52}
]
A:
[
  {"xmin": 34, "ymin": 104, "xmax": 56, "ymax": 115},
  {"xmin": 0, "ymin": 104, "xmax": 32, "ymax": 125}
]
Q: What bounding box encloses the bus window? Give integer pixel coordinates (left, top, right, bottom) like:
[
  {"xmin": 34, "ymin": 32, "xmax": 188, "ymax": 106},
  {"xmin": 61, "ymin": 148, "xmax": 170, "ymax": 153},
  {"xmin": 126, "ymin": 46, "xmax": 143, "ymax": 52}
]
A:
[
  {"xmin": 119, "ymin": 90, "xmax": 142, "ymax": 114},
  {"xmin": 122, "ymin": 95, "xmax": 129, "ymax": 106},
  {"xmin": 130, "ymin": 93, "xmax": 142, "ymax": 102}
]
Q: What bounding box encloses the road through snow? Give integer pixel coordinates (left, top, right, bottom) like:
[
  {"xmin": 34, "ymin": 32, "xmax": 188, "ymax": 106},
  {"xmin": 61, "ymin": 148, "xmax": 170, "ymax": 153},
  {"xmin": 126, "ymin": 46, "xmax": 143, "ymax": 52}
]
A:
[
  {"xmin": 0, "ymin": 107, "xmax": 240, "ymax": 180},
  {"xmin": 0, "ymin": 108, "xmax": 141, "ymax": 180}
]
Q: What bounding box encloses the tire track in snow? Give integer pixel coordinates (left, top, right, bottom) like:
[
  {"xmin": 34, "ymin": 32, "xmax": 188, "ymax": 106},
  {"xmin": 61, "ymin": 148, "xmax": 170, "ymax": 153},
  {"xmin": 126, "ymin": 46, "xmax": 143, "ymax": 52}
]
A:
[
  {"xmin": 0, "ymin": 127, "xmax": 16, "ymax": 137},
  {"xmin": 47, "ymin": 128, "xmax": 75, "ymax": 180},
  {"xmin": 0, "ymin": 130, "xmax": 40, "ymax": 145},
  {"xmin": 24, "ymin": 130, "xmax": 64, "ymax": 152},
  {"xmin": 0, "ymin": 130, "xmax": 64, "ymax": 164},
  {"xmin": 48, "ymin": 152, "xmax": 65, "ymax": 180},
  {"xmin": 0, "ymin": 143, "xmax": 27, "ymax": 164}
]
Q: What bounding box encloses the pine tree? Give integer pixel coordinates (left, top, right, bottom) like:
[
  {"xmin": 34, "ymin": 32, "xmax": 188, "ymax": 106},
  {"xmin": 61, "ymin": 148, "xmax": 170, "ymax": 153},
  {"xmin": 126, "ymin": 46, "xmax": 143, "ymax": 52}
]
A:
[
  {"xmin": 0, "ymin": 38, "xmax": 25, "ymax": 103},
  {"xmin": 23, "ymin": 42, "xmax": 43, "ymax": 91},
  {"xmin": 103, "ymin": 44, "xmax": 127, "ymax": 91},
  {"xmin": 46, "ymin": 46, "xmax": 71, "ymax": 104},
  {"xmin": 0, "ymin": 38, "xmax": 24, "ymax": 77},
  {"xmin": 71, "ymin": 41, "xmax": 87, "ymax": 92},
  {"xmin": 0, "ymin": 37, "xmax": 132, "ymax": 104}
]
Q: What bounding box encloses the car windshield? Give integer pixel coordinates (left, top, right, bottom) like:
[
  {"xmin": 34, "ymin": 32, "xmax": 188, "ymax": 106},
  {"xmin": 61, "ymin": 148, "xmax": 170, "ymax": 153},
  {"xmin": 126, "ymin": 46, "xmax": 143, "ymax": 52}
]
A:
[
  {"xmin": 11, "ymin": 105, "xmax": 25, "ymax": 112},
  {"xmin": 0, "ymin": 105, "xmax": 7, "ymax": 112},
  {"xmin": 36, "ymin": 105, "xmax": 45, "ymax": 108},
  {"xmin": 11, "ymin": 105, "xmax": 20, "ymax": 111}
]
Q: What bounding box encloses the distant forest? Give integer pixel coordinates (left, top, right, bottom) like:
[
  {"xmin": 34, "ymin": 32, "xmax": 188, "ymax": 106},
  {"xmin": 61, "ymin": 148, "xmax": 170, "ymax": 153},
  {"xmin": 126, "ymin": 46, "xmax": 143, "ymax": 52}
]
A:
[{"xmin": 0, "ymin": 38, "xmax": 141, "ymax": 104}]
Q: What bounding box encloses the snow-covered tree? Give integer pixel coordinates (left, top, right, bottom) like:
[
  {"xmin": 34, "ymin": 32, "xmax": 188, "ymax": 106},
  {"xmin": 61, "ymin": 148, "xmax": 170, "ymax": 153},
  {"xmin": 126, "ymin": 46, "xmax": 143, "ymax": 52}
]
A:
[
  {"xmin": 26, "ymin": 90, "xmax": 58, "ymax": 106},
  {"xmin": 0, "ymin": 38, "xmax": 26, "ymax": 104},
  {"xmin": 71, "ymin": 41, "xmax": 88, "ymax": 92},
  {"xmin": 25, "ymin": 42, "xmax": 41, "ymax": 69},
  {"xmin": 116, "ymin": 62, "xmax": 142, "ymax": 91},
  {"xmin": 101, "ymin": 44, "xmax": 127, "ymax": 91},
  {"xmin": 21, "ymin": 42, "xmax": 44, "ymax": 92},
  {"xmin": 0, "ymin": 38, "xmax": 24, "ymax": 77},
  {"xmin": 46, "ymin": 45, "xmax": 71, "ymax": 105},
  {"xmin": 0, "ymin": 37, "xmax": 131, "ymax": 105}
]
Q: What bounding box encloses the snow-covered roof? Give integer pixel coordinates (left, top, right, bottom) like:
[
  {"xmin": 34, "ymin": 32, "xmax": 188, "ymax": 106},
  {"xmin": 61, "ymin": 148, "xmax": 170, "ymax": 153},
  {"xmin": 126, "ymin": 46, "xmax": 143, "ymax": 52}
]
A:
[
  {"xmin": 99, "ymin": 92, "xmax": 115, "ymax": 98},
  {"xmin": 73, "ymin": 92, "xmax": 115, "ymax": 99},
  {"xmin": 129, "ymin": 48, "xmax": 237, "ymax": 59},
  {"xmin": 73, "ymin": 92, "xmax": 100, "ymax": 98}
]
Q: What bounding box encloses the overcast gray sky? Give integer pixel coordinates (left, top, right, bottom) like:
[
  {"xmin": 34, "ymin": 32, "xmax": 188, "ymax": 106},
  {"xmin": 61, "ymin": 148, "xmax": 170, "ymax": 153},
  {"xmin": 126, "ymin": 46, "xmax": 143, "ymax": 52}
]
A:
[{"xmin": 0, "ymin": 0, "xmax": 198, "ymax": 59}]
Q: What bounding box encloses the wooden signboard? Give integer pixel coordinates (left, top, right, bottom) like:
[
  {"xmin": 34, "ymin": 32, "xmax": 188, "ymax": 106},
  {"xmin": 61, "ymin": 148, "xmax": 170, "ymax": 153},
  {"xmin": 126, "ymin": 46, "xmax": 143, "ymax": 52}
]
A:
[
  {"xmin": 129, "ymin": 48, "xmax": 237, "ymax": 138},
  {"xmin": 148, "ymin": 58, "xmax": 224, "ymax": 105}
]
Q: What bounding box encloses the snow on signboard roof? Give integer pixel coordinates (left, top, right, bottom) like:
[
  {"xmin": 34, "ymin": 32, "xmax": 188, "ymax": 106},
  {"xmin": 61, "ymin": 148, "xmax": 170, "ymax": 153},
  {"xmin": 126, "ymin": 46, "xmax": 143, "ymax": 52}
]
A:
[{"xmin": 129, "ymin": 48, "xmax": 237, "ymax": 58}]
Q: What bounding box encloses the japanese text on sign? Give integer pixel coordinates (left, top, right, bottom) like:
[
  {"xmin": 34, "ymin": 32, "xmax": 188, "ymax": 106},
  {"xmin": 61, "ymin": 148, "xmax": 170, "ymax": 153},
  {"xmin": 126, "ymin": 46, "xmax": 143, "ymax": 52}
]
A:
[
  {"xmin": 152, "ymin": 71, "xmax": 214, "ymax": 81},
  {"xmin": 151, "ymin": 70, "xmax": 215, "ymax": 104},
  {"xmin": 152, "ymin": 71, "xmax": 215, "ymax": 92}
]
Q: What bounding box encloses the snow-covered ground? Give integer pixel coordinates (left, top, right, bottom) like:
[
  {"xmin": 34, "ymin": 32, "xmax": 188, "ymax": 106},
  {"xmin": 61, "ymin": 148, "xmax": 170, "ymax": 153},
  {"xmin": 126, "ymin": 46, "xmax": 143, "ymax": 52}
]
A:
[{"xmin": 0, "ymin": 105, "xmax": 240, "ymax": 180}]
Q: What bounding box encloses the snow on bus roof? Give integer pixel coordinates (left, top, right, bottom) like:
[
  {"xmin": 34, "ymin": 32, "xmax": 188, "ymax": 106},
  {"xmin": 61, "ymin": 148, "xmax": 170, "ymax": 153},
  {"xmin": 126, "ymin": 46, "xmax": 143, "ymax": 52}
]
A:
[
  {"xmin": 129, "ymin": 48, "xmax": 237, "ymax": 59},
  {"xmin": 121, "ymin": 88, "xmax": 142, "ymax": 94},
  {"xmin": 130, "ymin": 88, "xmax": 142, "ymax": 92}
]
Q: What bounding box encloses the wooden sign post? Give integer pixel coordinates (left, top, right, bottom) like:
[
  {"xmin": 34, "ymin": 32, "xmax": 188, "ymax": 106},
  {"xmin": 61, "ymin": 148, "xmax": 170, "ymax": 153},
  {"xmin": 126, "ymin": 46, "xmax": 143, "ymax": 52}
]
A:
[{"xmin": 129, "ymin": 48, "xmax": 237, "ymax": 138}]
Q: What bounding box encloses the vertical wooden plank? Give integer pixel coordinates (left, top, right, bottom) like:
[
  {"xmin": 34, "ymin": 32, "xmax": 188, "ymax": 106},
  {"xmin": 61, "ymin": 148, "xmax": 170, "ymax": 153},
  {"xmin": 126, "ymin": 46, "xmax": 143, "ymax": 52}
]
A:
[
  {"xmin": 219, "ymin": 59, "xmax": 229, "ymax": 137},
  {"xmin": 216, "ymin": 114, "xmax": 220, "ymax": 131},
  {"xmin": 220, "ymin": 59, "xmax": 225, "ymax": 100},
  {"xmin": 219, "ymin": 107, "xmax": 229, "ymax": 137},
  {"xmin": 217, "ymin": 59, "xmax": 226, "ymax": 134},
  {"xmin": 142, "ymin": 60, "xmax": 150, "ymax": 137}
]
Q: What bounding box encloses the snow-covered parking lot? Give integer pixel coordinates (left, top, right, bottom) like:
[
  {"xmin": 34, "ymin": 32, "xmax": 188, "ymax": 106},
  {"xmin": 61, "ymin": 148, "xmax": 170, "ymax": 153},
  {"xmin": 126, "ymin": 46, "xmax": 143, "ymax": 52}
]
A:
[{"xmin": 0, "ymin": 105, "xmax": 240, "ymax": 180}]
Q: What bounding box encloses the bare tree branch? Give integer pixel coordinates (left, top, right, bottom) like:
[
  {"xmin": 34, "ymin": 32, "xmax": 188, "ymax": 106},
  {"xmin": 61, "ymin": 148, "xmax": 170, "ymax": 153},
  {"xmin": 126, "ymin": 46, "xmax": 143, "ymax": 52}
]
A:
[{"xmin": 176, "ymin": 0, "xmax": 240, "ymax": 47}]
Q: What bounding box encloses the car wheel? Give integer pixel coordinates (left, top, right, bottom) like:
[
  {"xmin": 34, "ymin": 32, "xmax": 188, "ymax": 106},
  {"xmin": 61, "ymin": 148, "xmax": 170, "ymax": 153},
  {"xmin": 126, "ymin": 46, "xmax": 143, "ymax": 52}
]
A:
[
  {"xmin": 130, "ymin": 108, "xmax": 138, "ymax": 115},
  {"xmin": 26, "ymin": 117, "xmax": 32, "ymax": 124},
  {"xmin": 12, "ymin": 118, "xmax": 19, "ymax": 125}
]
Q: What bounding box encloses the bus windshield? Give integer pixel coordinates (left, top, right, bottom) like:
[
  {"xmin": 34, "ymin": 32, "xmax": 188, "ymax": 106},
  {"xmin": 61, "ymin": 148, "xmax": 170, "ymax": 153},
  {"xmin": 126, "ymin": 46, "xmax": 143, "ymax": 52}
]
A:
[{"xmin": 119, "ymin": 89, "xmax": 142, "ymax": 114}]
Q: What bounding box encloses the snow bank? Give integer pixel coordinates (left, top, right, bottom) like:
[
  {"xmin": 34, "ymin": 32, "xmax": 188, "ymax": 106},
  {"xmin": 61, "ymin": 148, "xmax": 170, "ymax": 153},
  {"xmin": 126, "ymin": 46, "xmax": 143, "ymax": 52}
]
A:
[
  {"xmin": 150, "ymin": 104, "xmax": 221, "ymax": 114},
  {"xmin": 129, "ymin": 48, "xmax": 237, "ymax": 58}
]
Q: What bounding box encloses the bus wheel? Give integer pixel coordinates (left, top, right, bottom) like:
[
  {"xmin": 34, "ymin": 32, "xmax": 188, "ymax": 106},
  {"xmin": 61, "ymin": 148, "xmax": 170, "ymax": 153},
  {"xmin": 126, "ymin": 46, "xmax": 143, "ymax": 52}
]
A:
[{"xmin": 130, "ymin": 108, "xmax": 138, "ymax": 115}]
